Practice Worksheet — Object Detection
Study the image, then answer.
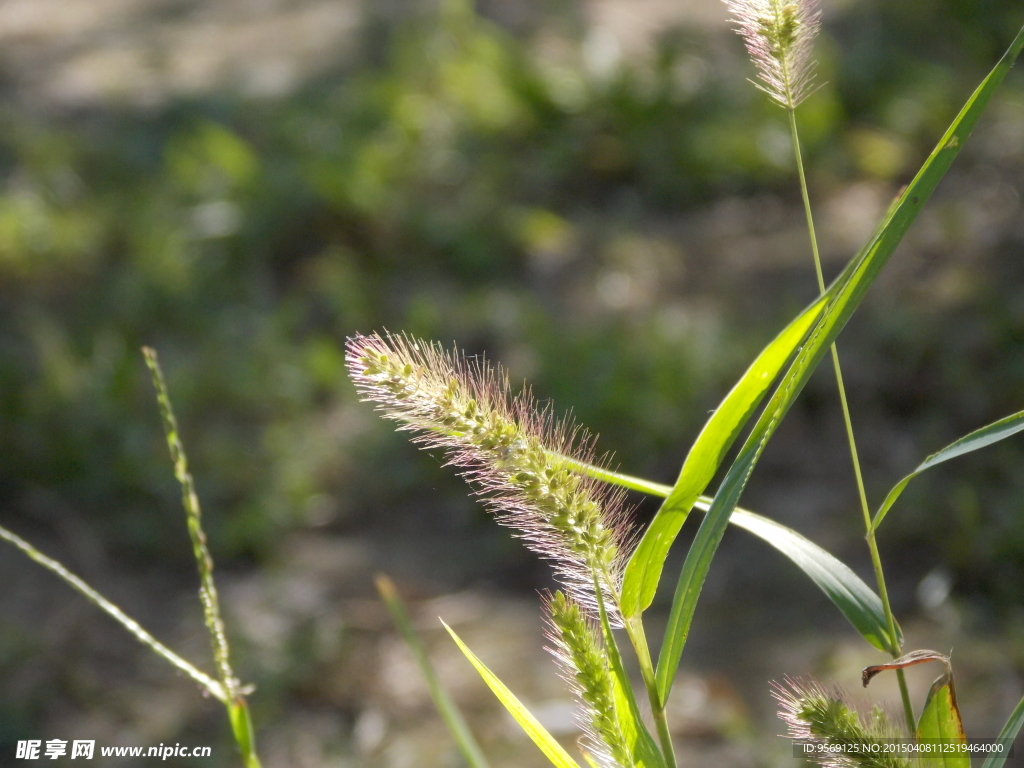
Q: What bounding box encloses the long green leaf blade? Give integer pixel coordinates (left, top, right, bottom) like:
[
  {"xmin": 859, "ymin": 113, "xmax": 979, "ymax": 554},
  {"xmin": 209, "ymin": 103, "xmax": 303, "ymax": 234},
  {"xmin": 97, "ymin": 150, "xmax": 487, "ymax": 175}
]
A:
[
  {"xmin": 443, "ymin": 622, "xmax": 582, "ymax": 768},
  {"xmin": 377, "ymin": 576, "xmax": 491, "ymax": 768},
  {"xmin": 620, "ymin": 293, "xmax": 829, "ymax": 617},
  {"xmin": 654, "ymin": 25, "xmax": 1024, "ymax": 703},
  {"xmin": 981, "ymin": 693, "xmax": 1024, "ymax": 768},
  {"xmin": 725, "ymin": 507, "xmax": 898, "ymax": 652},
  {"xmin": 575, "ymin": 461, "xmax": 900, "ymax": 654},
  {"xmin": 872, "ymin": 408, "xmax": 1024, "ymax": 531}
]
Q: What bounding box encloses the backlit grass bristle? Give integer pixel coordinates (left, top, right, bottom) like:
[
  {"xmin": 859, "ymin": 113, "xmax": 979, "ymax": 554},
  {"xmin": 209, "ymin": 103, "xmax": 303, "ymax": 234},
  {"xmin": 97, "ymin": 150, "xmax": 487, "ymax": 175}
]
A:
[
  {"xmin": 724, "ymin": 0, "xmax": 822, "ymax": 109},
  {"xmin": 346, "ymin": 332, "xmax": 633, "ymax": 620},
  {"xmin": 546, "ymin": 591, "xmax": 630, "ymax": 768},
  {"xmin": 772, "ymin": 677, "xmax": 909, "ymax": 768}
]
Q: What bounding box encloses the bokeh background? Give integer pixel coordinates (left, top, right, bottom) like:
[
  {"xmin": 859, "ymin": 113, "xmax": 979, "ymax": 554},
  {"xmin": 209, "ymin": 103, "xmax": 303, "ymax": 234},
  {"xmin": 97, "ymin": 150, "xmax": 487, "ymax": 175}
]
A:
[{"xmin": 1, "ymin": 0, "xmax": 1024, "ymax": 765}]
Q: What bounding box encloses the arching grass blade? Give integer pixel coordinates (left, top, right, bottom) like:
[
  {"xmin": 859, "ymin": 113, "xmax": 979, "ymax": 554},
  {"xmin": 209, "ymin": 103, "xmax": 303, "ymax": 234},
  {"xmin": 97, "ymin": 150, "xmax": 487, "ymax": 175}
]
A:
[
  {"xmin": 573, "ymin": 460, "xmax": 900, "ymax": 653},
  {"xmin": 727, "ymin": 509, "xmax": 899, "ymax": 653},
  {"xmin": 871, "ymin": 408, "xmax": 1024, "ymax": 532},
  {"xmin": 982, "ymin": 694, "xmax": 1024, "ymax": 768},
  {"xmin": 620, "ymin": 293, "xmax": 830, "ymax": 618}
]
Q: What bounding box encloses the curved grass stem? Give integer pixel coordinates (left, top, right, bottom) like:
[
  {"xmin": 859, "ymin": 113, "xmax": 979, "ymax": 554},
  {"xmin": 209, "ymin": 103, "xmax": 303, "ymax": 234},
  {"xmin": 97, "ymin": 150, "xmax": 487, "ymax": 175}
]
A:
[
  {"xmin": 0, "ymin": 523, "xmax": 228, "ymax": 703},
  {"xmin": 788, "ymin": 108, "xmax": 916, "ymax": 732}
]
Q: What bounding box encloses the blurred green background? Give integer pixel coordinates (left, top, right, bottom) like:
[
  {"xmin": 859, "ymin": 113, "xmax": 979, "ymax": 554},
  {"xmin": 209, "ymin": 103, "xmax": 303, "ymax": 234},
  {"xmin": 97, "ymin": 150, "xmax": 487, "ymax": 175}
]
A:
[{"xmin": 1, "ymin": 0, "xmax": 1023, "ymax": 765}]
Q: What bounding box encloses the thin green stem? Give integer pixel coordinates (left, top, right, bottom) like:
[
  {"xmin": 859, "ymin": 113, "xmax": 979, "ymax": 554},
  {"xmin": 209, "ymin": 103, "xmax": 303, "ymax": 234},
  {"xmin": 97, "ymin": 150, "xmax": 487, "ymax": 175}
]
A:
[
  {"xmin": 622, "ymin": 614, "xmax": 677, "ymax": 768},
  {"xmin": 0, "ymin": 523, "xmax": 228, "ymax": 703},
  {"xmin": 599, "ymin": 565, "xmax": 675, "ymax": 767},
  {"xmin": 788, "ymin": 110, "xmax": 915, "ymax": 731}
]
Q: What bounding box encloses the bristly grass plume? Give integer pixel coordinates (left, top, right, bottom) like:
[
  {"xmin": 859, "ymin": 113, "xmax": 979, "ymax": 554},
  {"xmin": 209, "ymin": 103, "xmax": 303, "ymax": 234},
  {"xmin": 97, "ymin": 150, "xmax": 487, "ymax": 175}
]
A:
[
  {"xmin": 773, "ymin": 678, "xmax": 909, "ymax": 768},
  {"xmin": 724, "ymin": 0, "xmax": 822, "ymax": 109},
  {"xmin": 546, "ymin": 591, "xmax": 631, "ymax": 768},
  {"xmin": 346, "ymin": 332, "xmax": 633, "ymax": 621}
]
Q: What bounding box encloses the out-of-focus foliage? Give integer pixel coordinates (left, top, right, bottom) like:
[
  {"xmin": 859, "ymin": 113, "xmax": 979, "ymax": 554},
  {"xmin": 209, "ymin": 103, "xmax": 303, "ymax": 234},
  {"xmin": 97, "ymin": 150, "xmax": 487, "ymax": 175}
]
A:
[
  {"xmin": 1, "ymin": 0, "xmax": 1023, "ymax": 763},
  {"xmin": 1, "ymin": 0, "xmax": 1023, "ymax": 601}
]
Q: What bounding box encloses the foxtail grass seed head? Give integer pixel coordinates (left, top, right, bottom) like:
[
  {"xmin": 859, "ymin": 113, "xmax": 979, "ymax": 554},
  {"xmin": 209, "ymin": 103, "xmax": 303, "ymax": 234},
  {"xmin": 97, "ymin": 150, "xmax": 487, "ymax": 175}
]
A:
[
  {"xmin": 772, "ymin": 677, "xmax": 909, "ymax": 768},
  {"xmin": 545, "ymin": 591, "xmax": 630, "ymax": 768},
  {"xmin": 346, "ymin": 332, "xmax": 632, "ymax": 621},
  {"xmin": 724, "ymin": 0, "xmax": 821, "ymax": 109}
]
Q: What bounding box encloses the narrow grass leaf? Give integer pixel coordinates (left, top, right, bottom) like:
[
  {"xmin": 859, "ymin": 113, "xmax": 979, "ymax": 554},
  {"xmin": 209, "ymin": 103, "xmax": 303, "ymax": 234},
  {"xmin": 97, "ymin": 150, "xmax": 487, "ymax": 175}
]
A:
[
  {"xmin": 620, "ymin": 293, "xmax": 829, "ymax": 617},
  {"xmin": 376, "ymin": 576, "xmax": 491, "ymax": 768},
  {"xmin": 725, "ymin": 508, "xmax": 899, "ymax": 653},
  {"xmin": 654, "ymin": 21, "xmax": 1024, "ymax": 703},
  {"xmin": 443, "ymin": 621, "xmax": 582, "ymax": 768},
  {"xmin": 981, "ymin": 693, "xmax": 1024, "ymax": 768},
  {"xmin": 916, "ymin": 674, "xmax": 968, "ymax": 768},
  {"xmin": 573, "ymin": 461, "xmax": 900, "ymax": 654},
  {"xmin": 871, "ymin": 408, "xmax": 1024, "ymax": 532}
]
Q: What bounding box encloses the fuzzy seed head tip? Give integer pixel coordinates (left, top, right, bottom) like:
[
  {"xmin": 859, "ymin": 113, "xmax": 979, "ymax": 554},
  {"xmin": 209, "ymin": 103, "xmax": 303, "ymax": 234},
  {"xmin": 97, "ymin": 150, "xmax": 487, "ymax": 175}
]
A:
[
  {"xmin": 724, "ymin": 0, "xmax": 822, "ymax": 109},
  {"xmin": 772, "ymin": 677, "xmax": 910, "ymax": 768},
  {"xmin": 346, "ymin": 332, "xmax": 634, "ymax": 623}
]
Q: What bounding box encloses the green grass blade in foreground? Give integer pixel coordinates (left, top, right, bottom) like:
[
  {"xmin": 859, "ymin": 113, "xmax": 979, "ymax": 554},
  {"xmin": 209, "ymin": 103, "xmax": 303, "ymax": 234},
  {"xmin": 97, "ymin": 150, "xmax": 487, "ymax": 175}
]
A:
[
  {"xmin": 620, "ymin": 293, "xmax": 830, "ymax": 618},
  {"xmin": 653, "ymin": 23, "xmax": 1024, "ymax": 703},
  {"xmin": 575, "ymin": 462, "xmax": 899, "ymax": 653},
  {"xmin": 982, "ymin": 693, "xmax": 1024, "ymax": 768},
  {"xmin": 871, "ymin": 408, "xmax": 1024, "ymax": 532},
  {"xmin": 443, "ymin": 621, "xmax": 582, "ymax": 768},
  {"xmin": 0, "ymin": 523, "xmax": 227, "ymax": 702},
  {"xmin": 376, "ymin": 576, "xmax": 491, "ymax": 768}
]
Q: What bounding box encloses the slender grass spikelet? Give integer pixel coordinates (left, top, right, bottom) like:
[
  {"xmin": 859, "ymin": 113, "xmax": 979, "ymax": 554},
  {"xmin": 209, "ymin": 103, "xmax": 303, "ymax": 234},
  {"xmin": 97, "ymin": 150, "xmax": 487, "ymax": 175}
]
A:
[
  {"xmin": 546, "ymin": 591, "xmax": 631, "ymax": 768},
  {"xmin": 772, "ymin": 677, "xmax": 909, "ymax": 768},
  {"xmin": 724, "ymin": 0, "xmax": 822, "ymax": 109},
  {"xmin": 346, "ymin": 332, "xmax": 632, "ymax": 620}
]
